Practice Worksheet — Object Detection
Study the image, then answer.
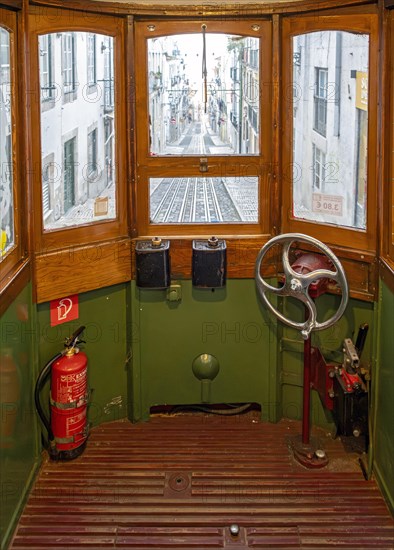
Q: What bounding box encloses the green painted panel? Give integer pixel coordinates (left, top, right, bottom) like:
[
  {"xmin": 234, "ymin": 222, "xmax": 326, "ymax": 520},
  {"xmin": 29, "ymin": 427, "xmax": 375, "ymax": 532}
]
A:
[
  {"xmin": 374, "ymin": 280, "xmax": 394, "ymax": 512},
  {"xmin": 0, "ymin": 282, "xmax": 39, "ymax": 549},
  {"xmin": 36, "ymin": 284, "xmax": 130, "ymax": 429},
  {"xmin": 130, "ymin": 280, "xmax": 278, "ymax": 422},
  {"xmin": 279, "ymin": 293, "xmax": 374, "ymax": 427}
]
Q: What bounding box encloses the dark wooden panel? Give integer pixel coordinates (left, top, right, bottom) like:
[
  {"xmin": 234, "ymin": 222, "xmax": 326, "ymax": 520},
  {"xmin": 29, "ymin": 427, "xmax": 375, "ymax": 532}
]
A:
[
  {"xmin": 29, "ymin": 0, "xmax": 377, "ymax": 17},
  {"xmin": 34, "ymin": 238, "xmax": 131, "ymax": 303},
  {"xmin": 9, "ymin": 415, "xmax": 394, "ymax": 549}
]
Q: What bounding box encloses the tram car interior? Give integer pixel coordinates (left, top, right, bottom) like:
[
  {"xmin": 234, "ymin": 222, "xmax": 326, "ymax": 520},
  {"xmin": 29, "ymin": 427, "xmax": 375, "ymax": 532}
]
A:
[{"xmin": 0, "ymin": 0, "xmax": 394, "ymax": 548}]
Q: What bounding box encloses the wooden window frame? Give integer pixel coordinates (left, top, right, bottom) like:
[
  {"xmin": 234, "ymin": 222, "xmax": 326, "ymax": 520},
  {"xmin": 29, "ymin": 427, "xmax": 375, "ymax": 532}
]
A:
[
  {"xmin": 28, "ymin": 8, "xmax": 128, "ymax": 255},
  {"xmin": 281, "ymin": 14, "xmax": 379, "ymax": 253},
  {"xmin": 0, "ymin": 8, "xmax": 25, "ymax": 295},
  {"xmin": 382, "ymin": 9, "xmax": 394, "ymax": 268},
  {"xmin": 134, "ymin": 19, "xmax": 273, "ymax": 238}
]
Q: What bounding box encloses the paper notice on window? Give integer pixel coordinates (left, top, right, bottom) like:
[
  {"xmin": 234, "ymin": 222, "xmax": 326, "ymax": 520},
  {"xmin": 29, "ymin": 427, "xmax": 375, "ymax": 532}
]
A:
[
  {"xmin": 312, "ymin": 193, "xmax": 343, "ymax": 217},
  {"xmin": 94, "ymin": 197, "xmax": 109, "ymax": 216}
]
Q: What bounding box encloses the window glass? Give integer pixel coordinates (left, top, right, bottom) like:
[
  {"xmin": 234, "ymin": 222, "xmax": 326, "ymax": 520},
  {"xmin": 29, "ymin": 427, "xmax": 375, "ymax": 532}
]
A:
[
  {"xmin": 292, "ymin": 31, "xmax": 369, "ymax": 230},
  {"xmin": 148, "ymin": 33, "xmax": 260, "ymax": 156},
  {"xmin": 0, "ymin": 27, "xmax": 14, "ymax": 258},
  {"xmin": 149, "ymin": 176, "xmax": 258, "ymax": 223},
  {"xmin": 39, "ymin": 32, "xmax": 116, "ymax": 230}
]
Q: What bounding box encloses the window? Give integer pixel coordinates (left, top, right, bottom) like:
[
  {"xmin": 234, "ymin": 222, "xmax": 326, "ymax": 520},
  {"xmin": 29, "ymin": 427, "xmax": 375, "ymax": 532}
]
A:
[
  {"xmin": 314, "ymin": 67, "xmax": 328, "ymax": 137},
  {"xmin": 103, "ymin": 36, "xmax": 114, "ymax": 111},
  {"xmin": 287, "ymin": 24, "xmax": 375, "ymax": 246},
  {"xmin": 63, "ymin": 137, "xmax": 76, "ymax": 214},
  {"xmin": 42, "ymin": 160, "xmax": 51, "ymax": 217},
  {"xmin": 0, "ymin": 9, "xmax": 24, "ymax": 291},
  {"xmin": 87, "ymin": 128, "xmax": 97, "ymax": 178},
  {"xmin": 62, "ymin": 32, "xmax": 76, "ymax": 93},
  {"xmin": 0, "ymin": 27, "xmax": 14, "ymax": 259},
  {"xmin": 135, "ymin": 20, "xmax": 272, "ymax": 235},
  {"xmin": 39, "ymin": 32, "xmax": 117, "ymax": 230},
  {"xmin": 87, "ymin": 33, "xmax": 96, "ymax": 86},
  {"xmin": 39, "ymin": 34, "xmax": 53, "ymax": 101},
  {"xmin": 147, "ymin": 33, "xmax": 260, "ymax": 157},
  {"xmin": 312, "ymin": 144, "xmax": 326, "ymax": 190}
]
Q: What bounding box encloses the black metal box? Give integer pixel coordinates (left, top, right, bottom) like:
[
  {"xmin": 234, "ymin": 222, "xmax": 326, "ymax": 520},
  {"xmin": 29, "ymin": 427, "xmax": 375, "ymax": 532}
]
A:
[
  {"xmin": 135, "ymin": 239, "xmax": 170, "ymax": 289},
  {"xmin": 192, "ymin": 237, "xmax": 226, "ymax": 288},
  {"xmin": 333, "ymin": 373, "xmax": 368, "ymax": 437}
]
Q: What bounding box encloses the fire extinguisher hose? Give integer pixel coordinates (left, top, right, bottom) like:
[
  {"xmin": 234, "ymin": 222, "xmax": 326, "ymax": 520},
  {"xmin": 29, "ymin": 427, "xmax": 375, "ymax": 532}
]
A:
[{"xmin": 34, "ymin": 352, "xmax": 63, "ymax": 447}]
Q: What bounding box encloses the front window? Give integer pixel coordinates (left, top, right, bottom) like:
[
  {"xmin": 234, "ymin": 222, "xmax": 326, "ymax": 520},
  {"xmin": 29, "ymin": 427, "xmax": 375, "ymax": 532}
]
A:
[
  {"xmin": 149, "ymin": 176, "xmax": 258, "ymax": 224},
  {"xmin": 148, "ymin": 33, "xmax": 260, "ymax": 156}
]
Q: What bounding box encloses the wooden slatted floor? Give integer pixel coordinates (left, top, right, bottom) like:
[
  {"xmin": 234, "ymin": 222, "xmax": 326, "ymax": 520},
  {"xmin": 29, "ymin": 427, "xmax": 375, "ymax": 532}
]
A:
[{"xmin": 9, "ymin": 413, "xmax": 394, "ymax": 549}]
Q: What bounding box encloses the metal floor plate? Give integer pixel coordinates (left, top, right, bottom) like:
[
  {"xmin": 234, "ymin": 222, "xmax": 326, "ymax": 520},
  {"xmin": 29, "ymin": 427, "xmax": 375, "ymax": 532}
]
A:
[{"xmin": 9, "ymin": 414, "xmax": 394, "ymax": 549}]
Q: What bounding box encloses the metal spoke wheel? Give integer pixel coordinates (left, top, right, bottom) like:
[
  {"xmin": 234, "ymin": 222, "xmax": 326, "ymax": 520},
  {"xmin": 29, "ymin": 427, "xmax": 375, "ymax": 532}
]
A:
[{"xmin": 255, "ymin": 233, "xmax": 349, "ymax": 339}]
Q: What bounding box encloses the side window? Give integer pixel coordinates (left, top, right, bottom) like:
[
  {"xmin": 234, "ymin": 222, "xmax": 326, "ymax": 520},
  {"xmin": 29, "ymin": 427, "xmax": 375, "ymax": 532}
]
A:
[
  {"xmin": 38, "ymin": 32, "xmax": 116, "ymax": 231},
  {"xmin": 292, "ymin": 31, "xmax": 369, "ymax": 231},
  {"xmin": 0, "ymin": 26, "xmax": 14, "ymax": 259},
  {"xmin": 387, "ymin": 11, "xmax": 394, "ymax": 262}
]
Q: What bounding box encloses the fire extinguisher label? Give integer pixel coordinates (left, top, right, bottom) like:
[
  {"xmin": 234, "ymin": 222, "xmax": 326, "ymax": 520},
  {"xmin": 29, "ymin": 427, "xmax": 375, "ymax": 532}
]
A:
[
  {"xmin": 56, "ymin": 367, "xmax": 87, "ymax": 403},
  {"xmin": 66, "ymin": 410, "xmax": 86, "ymax": 432}
]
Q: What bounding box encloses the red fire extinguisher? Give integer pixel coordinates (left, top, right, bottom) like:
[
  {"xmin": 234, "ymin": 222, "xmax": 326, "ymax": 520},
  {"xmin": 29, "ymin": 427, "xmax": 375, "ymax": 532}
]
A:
[{"xmin": 35, "ymin": 326, "xmax": 89, "ymax": 460}]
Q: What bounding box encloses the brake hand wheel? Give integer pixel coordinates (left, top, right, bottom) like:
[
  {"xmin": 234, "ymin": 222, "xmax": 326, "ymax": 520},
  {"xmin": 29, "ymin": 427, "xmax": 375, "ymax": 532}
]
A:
[{"xmin": 255, "ymin": 233, "xmax": 349, "ymax": 340}]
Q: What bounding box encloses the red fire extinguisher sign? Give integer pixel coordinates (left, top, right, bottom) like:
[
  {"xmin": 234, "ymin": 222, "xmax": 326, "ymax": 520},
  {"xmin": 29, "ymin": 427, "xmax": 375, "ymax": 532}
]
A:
[{"xmin": 50, "ymin": 295, "xmax": 79, "ymax": 327}]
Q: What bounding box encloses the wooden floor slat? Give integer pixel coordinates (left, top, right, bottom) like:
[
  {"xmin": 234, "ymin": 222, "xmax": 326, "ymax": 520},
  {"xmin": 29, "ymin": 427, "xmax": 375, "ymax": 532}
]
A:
[{"xmin": 9, "ymin": 414, "xmax": 394, "ymax": 549}]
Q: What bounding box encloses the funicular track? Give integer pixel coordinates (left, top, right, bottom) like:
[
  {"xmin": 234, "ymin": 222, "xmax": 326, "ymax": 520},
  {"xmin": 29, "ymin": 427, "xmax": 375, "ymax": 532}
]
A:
[
  {"xmin": 9, "ymin": 414, "xmax": 394, "ymax": 549},
  {"xmin": 150, "ymin": 177, "xmax": 241, "ymax": 223}
]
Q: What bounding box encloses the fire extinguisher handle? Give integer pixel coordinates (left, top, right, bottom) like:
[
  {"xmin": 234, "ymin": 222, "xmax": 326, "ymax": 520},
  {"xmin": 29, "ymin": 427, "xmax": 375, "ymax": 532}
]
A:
[{"xmin": 67, "ymin": 325, "xmax": 86, "ymax": 348}]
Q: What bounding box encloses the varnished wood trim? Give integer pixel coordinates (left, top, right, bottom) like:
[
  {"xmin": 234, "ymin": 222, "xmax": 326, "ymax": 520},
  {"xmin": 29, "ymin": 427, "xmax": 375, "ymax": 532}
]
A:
[
  {"xmin": 271, "ymin": 14, "xmax": 281, "ymax": 235},
  {"xmin": 0, "ymin": 1, "xmax": 21, "ymax": 9},
  {"xmin": 379, "ymin": 257, "xmax": 394, "ymax": 292},
  {"xmin": 34, "ymin": 238, "xmax": 131, "ymax": 303},
  {"xmin": 126, "ymin": 15, "xmax": 137, "ymax": 238},
  {"xmin": 383, "ymin": 10, "xmax": 394, "ymax": 260},
  {"xmin": 0, "ymin": 259, "xmax": 31, "ymax": 317},
  {"xmin": 384, "ymin": 0, "xmax": 394, "ymax": 9},
  {"xmin": 29, "ymin": 0, "xmax": 377, "ymax": 17},
  {"xmin": 0, "ymin": 8, "xmax": 25, "ymax": 289},
  {"xmin": 130, "ymin": 236, "xmax": 376, "ymax": 300}
]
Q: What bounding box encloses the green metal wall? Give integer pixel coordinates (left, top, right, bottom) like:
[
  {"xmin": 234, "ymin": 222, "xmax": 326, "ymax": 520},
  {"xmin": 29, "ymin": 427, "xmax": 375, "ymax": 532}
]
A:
[
  {"xmin": 1, "ymin": 275, "xmax": 392, "ymax": 548},
  {"xmin": 36, "ymin": 283, "xmax": 130, "ymax": 428},
  {"xmin": 130, "ymin": 280, "xmax": 279, "ymax": 422},
  {"xmin": 374, "ymin": 279, "xmax": 394, "ymax": 513},
  {"xmin": 0, "ymin": 283, "xmax": 39, "ymax": 550},
  {"xmin": 279, "ymin": 293, "xmax": 375, "ymax": 429}
]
